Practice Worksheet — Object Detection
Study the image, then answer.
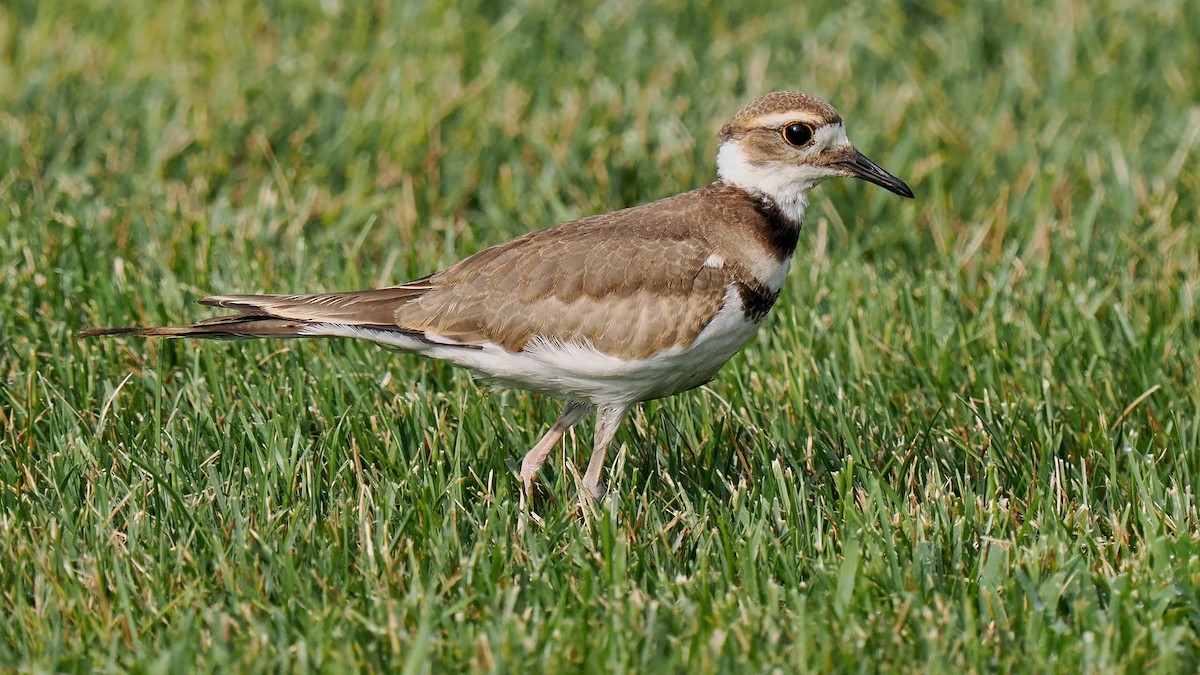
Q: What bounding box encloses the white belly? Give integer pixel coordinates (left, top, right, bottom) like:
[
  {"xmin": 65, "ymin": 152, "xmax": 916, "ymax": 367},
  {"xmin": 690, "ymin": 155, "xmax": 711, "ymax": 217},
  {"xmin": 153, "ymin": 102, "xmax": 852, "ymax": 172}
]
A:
[{"xmin": 426, "ymin": 285, "xmax": 765, "ymax": 404}]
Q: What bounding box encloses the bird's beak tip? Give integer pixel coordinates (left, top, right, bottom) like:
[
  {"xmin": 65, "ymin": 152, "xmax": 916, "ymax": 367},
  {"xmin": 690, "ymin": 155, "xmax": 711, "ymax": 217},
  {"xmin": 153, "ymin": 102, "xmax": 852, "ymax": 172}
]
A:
[{"xmin": 838, "ymin": 150, "xmax": 914, "ymax": 199}]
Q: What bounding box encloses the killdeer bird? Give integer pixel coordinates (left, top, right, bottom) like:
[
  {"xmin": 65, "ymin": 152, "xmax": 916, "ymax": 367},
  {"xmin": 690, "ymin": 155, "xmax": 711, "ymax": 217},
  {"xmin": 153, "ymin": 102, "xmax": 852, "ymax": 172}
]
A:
[{"xmin": 82, "ymin": 91, "xmax": 912, "ymax": 517}]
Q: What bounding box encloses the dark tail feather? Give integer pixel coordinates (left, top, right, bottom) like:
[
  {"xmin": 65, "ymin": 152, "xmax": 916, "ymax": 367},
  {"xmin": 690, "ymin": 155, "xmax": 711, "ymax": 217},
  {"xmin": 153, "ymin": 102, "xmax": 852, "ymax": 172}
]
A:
[
  {"xmin": 78, "ymin": 315, "xmax": 312, "ymax": 340},
  {"xmin": 79, "ymin": 284, "xmax": 440, "ymax": 343}
]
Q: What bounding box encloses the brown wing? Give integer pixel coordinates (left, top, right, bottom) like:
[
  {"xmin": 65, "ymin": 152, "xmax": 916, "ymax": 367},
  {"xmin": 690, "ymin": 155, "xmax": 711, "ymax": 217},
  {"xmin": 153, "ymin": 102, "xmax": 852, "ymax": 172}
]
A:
[
  {"xmin": 394, "ymin": 217, "xmax": 729, "ymax": 358},
  {"xmin": 83, "ymin": 189, "xmax": 735, "ymax": 358}
]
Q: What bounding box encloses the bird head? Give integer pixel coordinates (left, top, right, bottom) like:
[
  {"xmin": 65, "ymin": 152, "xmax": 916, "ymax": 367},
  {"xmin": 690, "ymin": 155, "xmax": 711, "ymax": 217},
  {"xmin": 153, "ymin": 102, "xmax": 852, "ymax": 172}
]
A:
[{"xmin": 717, "ymin": 91, "xmax": 913, "ymax": 223}]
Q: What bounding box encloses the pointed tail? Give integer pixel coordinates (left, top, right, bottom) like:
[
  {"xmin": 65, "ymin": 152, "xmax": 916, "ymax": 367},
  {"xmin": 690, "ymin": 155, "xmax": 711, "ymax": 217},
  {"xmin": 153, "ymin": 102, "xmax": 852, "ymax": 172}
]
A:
[
  {"xmin": 78, "ymin": 284, "xmax": 440, "ymax": 343},
  {"xmin": 77, "ymin": 314, "xmax": 314, "ymax": 340}
]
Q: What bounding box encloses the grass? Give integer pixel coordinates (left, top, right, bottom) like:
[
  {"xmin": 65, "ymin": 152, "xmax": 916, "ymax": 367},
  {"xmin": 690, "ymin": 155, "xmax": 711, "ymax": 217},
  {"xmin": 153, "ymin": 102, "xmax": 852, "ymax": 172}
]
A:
[{"xmin": 2, "ymin": 0, "xmax": 1199, "ymax": 670}]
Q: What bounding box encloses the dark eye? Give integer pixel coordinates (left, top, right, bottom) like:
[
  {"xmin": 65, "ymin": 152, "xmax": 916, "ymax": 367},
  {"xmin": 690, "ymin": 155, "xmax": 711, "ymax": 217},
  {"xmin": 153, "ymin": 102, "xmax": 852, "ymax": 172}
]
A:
[{"xmin": 782, "ymin": 122, "xmax": 814, "ymax": 147}]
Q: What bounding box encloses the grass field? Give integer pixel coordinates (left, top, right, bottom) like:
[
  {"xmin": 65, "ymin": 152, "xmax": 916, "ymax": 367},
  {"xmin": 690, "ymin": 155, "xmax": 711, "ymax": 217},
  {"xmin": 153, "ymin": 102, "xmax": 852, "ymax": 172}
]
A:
[{"xmin": 2, "ymin": 0, "xmax": 1199, "ymax": 671}]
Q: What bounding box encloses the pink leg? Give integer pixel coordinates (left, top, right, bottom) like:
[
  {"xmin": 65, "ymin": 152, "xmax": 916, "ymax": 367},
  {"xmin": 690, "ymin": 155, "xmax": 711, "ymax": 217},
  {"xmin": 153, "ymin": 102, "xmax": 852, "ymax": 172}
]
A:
[
  {"xmin": 581, "ymin": 402, "xmax": 632, "ymax": 501},
  {"xmin": 518, "ymin": 401, "xmax": 592, "ymax": 527}
]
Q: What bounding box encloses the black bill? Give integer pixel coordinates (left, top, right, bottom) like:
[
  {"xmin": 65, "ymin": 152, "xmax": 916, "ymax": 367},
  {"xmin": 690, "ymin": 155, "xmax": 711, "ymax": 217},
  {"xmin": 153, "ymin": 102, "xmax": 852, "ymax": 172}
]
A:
[{"xmin": 836, "ymin": 151, "xmax": 914, "ymax": 199}]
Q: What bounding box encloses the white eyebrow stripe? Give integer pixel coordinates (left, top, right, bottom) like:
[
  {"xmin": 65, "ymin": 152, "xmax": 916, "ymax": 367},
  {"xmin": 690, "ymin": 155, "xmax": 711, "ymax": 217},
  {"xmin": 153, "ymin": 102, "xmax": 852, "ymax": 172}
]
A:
[{"xmin": 745, "ymin": 111, "xmax": 830, "ymax": 129}]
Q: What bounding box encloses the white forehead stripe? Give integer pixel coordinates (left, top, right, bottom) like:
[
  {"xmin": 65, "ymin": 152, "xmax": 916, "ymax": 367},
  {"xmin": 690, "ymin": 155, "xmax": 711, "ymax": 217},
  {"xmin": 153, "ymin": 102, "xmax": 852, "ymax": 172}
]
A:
[{"xmin": 813, "ymin": 122, "xmax": 850, "ymax": 150}]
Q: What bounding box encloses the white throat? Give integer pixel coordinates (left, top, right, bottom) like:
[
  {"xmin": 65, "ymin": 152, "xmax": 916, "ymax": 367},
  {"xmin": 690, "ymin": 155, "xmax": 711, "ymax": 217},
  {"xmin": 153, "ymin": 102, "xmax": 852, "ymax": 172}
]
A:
[
  {"xmin": 716, "ymin": 142, "xmax": 817, "ymax": 226},
  {"xmin": 716, "ymin": 123, "xmax": 852, "ymax": 226}
]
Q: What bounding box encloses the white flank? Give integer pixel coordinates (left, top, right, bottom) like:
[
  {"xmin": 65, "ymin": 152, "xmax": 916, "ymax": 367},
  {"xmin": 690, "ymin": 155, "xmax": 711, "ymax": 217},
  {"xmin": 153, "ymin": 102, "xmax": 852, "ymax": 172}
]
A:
[
  {"xmin": 466, "ymin": 285, "xmax": 762, "ymax": 403},
  {"xmin": 307, "ymin": 286, "xmax": 763, "ymax": 406}
]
